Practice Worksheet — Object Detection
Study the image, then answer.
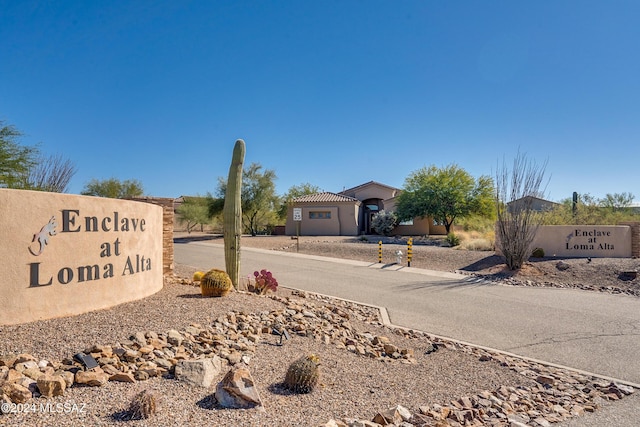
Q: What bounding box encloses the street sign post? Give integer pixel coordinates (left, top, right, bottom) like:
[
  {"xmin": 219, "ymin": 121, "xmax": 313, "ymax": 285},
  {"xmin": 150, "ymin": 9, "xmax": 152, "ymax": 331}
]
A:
[{"xmin": 293, "ymin": 208, "xmax": 302, "ymax": 252}]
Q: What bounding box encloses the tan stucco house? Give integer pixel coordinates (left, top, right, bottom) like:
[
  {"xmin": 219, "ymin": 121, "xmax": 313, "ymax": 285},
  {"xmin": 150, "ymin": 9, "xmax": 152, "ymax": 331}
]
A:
[{"xmin": 284, "ymin": 181, "xmax": 446, "ymax": 236}]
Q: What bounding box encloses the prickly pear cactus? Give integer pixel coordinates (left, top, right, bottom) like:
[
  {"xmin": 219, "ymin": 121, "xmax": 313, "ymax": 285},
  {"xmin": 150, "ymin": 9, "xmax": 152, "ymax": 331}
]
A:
[
  {"xmin": 200, "ymin": 268, "xmax": 233, "ymax": 297},
  {"xmin": 128, "ymin": 389, "xmax": 157, "ymax": 420},
  {"xmin": 223, "ymin": 139, "xmax": 245, "ymax": 289},
  {"xmin": 284, "ymin": 354, "xmax": 320, "ymax": 393}
]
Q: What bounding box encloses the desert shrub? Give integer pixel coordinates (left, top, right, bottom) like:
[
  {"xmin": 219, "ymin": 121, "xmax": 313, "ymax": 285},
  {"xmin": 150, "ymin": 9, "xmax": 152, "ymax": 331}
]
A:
[
  {"xmin": 531, "ymin": 247, "xmax": 545, "ymax": 258},
  {"xmin": 459, "ymin": 238, "xmax": 494, "ymax": 251},
  {"xmin": 445, "ymin": 232, "xmax": 460, "ymax": 247},
  {"xmin": 456, "ymin": 214, "xmax": 496, "ymax": 233},
  {"xmin": 371, "ymin": 210, "xmax": 397, "ymax": 236},
  {"xmin": 542, "ymin": 199, "xmax": 639, "ymax": 225},
  {"xmin": 544, "ymin": 194, "xmax": 640, "ymax": 225}
]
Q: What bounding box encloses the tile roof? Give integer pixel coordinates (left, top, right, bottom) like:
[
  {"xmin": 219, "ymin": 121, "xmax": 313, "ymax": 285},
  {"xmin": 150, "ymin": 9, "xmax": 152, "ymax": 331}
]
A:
[
  {"xmin": 340, "ymin": 180, "xmax": 401, "ymax": 194},
  {"xmin": 293, "ymin": 192, "xmax": 359, "ymax": 203}
]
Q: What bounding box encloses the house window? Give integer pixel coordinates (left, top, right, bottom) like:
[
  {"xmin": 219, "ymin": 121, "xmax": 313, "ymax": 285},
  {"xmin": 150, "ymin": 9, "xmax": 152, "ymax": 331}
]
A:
[
  {"xmin": 433, "ymin": 219, "xmax": 444, "ymax": 226},
  {"xmin": 309, "ymin": 211, "xmax": 331, "ymax": 219}
]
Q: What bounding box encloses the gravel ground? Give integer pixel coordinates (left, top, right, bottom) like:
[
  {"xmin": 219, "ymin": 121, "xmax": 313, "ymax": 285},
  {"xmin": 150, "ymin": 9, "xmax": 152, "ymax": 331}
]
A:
[
  {"xmin": 0, "ymin": 278, "xmax": 534, "ymax": 427},
  {"xmin": 236, "ymin": 235, "xmax": 640, "ymax": 296},
  {"xmin": 0, "ymin": 234, "xmax": 637, "ymax": 426}
]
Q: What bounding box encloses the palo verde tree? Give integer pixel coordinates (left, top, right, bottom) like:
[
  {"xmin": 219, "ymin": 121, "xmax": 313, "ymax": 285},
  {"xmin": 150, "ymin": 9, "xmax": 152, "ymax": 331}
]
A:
[
  {"xmin": 495, "ymin": 151, "xmax": 548, "ymax": 270},
  {"xmin": 1, "ymin": 121, "xmax": 76, "ymax": 192},
  {"xmin": 217, "ymin": 162, "xmax": 279, "ymax": 236},
  {"xmin": 395, "ymin": 164, "xmax": 494, "ymax": 234},
  {"xmin": 0, "ymin": 121, "xmax": 36, "ymax": 188},
  {"xmin": 81, "ymin": 178, "xmax": 144, "ymax": 198},
  {"xmin": 176, "ymin": 196, "xmax": 211, "ymax": 233},
  {"xmin": 600, "ymin": 192, "xmax": 635, "ymax": 212},
  {"xmin": 543, "ymin": 192, "xmax": 637, "ymax": 225}
]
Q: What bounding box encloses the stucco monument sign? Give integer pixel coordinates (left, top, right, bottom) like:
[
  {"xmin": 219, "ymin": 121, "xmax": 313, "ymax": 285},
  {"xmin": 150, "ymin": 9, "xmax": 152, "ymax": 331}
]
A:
[
  {"xmin": 0, "ymin": 189, "xmax": 163, "ymax": 325},
  {"xmin": 531, "ymin": 225, "xmax": 632, "ymax": 258}
]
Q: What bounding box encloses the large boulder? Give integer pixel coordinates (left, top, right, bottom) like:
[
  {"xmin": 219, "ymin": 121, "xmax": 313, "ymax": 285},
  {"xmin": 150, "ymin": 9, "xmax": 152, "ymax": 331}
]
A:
[
  {"xmin": 36, "ymin": 375, "xmax": 66, "ymax": 397},
  {"xmin": 214, "ymin": 366, "xmax": 264, "ymax": 410},
  {"xmin": 174, "ymin": 357, "xmax": 222, "ymax": 388}
]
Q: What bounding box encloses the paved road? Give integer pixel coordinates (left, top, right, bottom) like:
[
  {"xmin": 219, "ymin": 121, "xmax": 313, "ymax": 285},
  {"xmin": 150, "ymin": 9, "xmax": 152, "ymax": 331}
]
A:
[{"xmin": 175, "ymin": 241, "xmax": 640, "ymax": 386}]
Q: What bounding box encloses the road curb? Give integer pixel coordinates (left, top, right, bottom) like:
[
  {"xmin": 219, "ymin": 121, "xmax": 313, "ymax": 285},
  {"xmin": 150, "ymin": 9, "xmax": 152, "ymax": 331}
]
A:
[
  {"xmin": 284, "ymin": 285, "xmax": 640, "ymax": 391},
  {"xmin": 178, "ymin": 243, "xmax": 640, "ymax": 390}
]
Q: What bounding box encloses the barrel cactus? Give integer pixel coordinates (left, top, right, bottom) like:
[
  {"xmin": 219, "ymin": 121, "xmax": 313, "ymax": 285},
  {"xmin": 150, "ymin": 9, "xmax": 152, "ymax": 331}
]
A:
[
  {"xmin": 284, "ymin": 354, "xmax": 320, "ymax": 393},
  {"xmin": 200, "ymin": 268, "xmax": 233, "ymax": 297},
  {"xmin": 223, "ymin": 139, "xmax": 245, "ymax": 289},
  {"xmin": 128, "ymin": 389, "xmax": 157, "ymax": 420},
  {"xmin": 192, "ymin": 271, "xmax": 204, "ymax": 282}
]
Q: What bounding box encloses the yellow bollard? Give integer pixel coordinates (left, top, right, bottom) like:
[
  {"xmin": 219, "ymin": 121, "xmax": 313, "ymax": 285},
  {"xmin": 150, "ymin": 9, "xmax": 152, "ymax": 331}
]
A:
[
  {"xmin": 378, "ymin": 241, "xmax": 382, "ymax": 263},
  {"xmin": 407, "ymin": 237, "xmax": 413, "ymax": 267}
]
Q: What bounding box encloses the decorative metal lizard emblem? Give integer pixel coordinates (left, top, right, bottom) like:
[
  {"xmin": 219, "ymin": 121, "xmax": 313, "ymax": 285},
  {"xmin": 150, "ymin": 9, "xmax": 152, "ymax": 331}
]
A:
[{"xmin": 28, "ymin": 216, "xmax": 58, "ymax": 256}]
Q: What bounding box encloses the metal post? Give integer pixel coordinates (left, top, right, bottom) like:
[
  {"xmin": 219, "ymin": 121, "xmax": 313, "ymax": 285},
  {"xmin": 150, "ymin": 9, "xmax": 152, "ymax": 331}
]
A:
[
  {"xmin": 407, "ymin": 237, "xmax": 413, "ymax": 267},
  {"xmin": 378, "ymin": 241, "xmax": 382, "ymax": 263},
  {"xmin": 296, "ymin": 222, "xmax": 300, "ymax": 252}
]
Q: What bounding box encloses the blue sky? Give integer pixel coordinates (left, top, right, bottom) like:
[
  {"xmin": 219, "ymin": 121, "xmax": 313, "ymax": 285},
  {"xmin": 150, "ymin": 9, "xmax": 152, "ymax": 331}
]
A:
[{"xmin": 1, "ymin": 1, "xmax": 638, "ymax": 202}]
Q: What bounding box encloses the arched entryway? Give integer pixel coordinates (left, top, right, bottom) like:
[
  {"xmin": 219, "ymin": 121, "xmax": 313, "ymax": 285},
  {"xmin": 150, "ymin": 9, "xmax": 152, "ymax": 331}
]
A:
[{"xmin": 362, "ymin": 198, "xmax": 384, "ymax": 234}]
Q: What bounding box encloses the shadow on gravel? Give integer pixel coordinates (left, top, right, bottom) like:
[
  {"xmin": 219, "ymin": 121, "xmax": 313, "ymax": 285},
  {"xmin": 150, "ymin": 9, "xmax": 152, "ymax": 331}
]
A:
[
  {"xmin": 177, "ymin": 294, "xmax": 206, "ymax": 299},
  {"xmin": 394, "ymin": 277, "xmax": 494, "ymax": 292},
  {"xmin": 267, "ymin": 382, "xmax": 297, "ymax": 396},
  {"xmin": 196, "ymin": 393, "xmax": 265, "ymax": 410},
  {"xmin": 458, "ymin": 254, "xmax": 505, "ymax": 272},
  {"xmin": 196, "ymin": 394, "xmax": 219, "ymax": 410},
  {"xmin": 110, "ymin": 410, "xmax": 136, "ymax": 422},
  {"xmin": 174, "ymin": 234, "xmax": 221, "ymax": 243}
]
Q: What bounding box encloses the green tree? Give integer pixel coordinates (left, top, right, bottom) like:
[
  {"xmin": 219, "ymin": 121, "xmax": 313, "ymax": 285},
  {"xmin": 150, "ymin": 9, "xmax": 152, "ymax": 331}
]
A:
[
  {"xmin": 206, "ymin": 193, "xmax": 225, "ymax": 219},
  {"xmin": 396, "ymin": 164, "xmax": 494, "ymax": 234},
  {"xmin": 81, "ymin": 178, "xmax": 144, "ymax": 198},
  {"xmin": 0, "ymin": 121, "xmax": 38, "ymax": 188},
  {"xmin": 600, "ymin": 192, "xmax": 635, "ymax": 212},
  {"xmin": 176, "ymin": 196, "xmax": 211, "ymax": 233},
  {"xmin": 0, "ymin": 121, "xmax": 76, "ymax": 192},
  {"xmin": 277, "ymin": 182, "xmax": 321, "ymax": 219},
  {"xmin": 217, "ymin": 162, "xmax": 279, "ymax": 236},
  {"xmin": 543, "ymin": 192, "xmax": 638, "ymax": 225}
]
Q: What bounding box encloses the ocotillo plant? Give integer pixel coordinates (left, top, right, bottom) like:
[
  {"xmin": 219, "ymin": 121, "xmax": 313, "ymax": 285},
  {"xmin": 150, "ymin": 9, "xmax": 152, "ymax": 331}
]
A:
[{"xmin": 223, "ymin": 139, "xmax": 245, "ymax": 289}]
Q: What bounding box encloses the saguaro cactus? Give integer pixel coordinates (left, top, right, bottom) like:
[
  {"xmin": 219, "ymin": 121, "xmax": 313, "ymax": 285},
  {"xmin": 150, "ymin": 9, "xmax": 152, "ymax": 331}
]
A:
[{"xmin": 223, "ymin": 139, "xmax": 245, "ymax": 289}]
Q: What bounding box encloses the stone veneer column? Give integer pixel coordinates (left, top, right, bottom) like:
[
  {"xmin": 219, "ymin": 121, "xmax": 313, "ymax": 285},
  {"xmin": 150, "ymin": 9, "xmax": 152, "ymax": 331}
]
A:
[
  {"xmin": 131, "ymin": 197, "xmax": 175, "ymax": 276},
  {"xmin": 619, "ymin": 222, "xmax": 640, "ymax": 258}
]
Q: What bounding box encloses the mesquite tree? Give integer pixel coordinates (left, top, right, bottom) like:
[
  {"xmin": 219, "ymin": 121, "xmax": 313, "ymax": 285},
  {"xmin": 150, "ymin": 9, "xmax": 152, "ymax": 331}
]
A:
[
  {"xmin": 495, "ymin": 151, "xmax": 548, "ymax": 270},
  {"xmin": 223, "ymin": 139, "xmax": 245, "ymax": 289},
  {"xmin": 396, "ymin": 164, "xmax": 494, "ymax": 234}
]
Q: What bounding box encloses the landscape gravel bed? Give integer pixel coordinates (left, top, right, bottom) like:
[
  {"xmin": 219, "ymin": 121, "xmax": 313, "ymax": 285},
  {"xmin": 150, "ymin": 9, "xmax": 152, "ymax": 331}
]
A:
[
  {"xmin": 0, "ymin": 276, "xmax": 635, "ymax": 426},
  {"xmin": 0, "ymin": 236, "xmax": 637, "ymax": 426},
  {"xmin": 252, "ymin": 235, "xmax": 640, "ymax": 296}
]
